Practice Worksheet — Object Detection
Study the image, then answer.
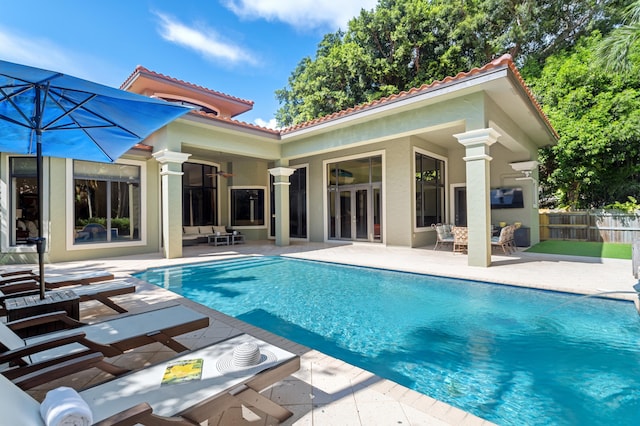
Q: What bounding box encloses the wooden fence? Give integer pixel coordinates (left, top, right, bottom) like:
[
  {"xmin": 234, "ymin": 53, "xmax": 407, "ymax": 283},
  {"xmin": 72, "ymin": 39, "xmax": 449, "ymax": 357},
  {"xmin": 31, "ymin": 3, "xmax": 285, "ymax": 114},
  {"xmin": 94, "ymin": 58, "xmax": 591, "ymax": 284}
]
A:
[{"xmin": 539, "ymin": 210, "xmax": 640, "ymax": 243}]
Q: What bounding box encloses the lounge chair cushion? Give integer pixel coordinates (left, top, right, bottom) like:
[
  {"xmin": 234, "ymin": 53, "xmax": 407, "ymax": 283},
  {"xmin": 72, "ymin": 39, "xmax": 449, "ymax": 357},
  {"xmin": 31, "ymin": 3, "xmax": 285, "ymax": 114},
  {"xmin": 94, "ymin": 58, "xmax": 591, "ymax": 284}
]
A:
[
  {"xmin": 0, "ymin": 333, "xmax": 299, "ymax": 425},
  {"xmin": 81, "ymin": 333, "xmax": 296, "ymax": 422},
  {"xmin": 22, "ymin": 305, "xmax": 208, "ymax": 363},
  {"xmin": 1, "ymin": 374, "xmax": 43, "ymax": 425}
]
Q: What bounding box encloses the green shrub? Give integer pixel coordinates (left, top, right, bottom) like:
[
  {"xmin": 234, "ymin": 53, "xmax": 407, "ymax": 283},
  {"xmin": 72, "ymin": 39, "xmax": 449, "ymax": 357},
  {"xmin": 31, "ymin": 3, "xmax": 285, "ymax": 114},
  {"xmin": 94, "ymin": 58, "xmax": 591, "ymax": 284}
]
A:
[
  {"xmin": 77, "ymin": 217, "xmax": 130, "ymax": 234},
  {"xmin": 604, "ymin": 196, "xmax": 640, "ymax": 213}
]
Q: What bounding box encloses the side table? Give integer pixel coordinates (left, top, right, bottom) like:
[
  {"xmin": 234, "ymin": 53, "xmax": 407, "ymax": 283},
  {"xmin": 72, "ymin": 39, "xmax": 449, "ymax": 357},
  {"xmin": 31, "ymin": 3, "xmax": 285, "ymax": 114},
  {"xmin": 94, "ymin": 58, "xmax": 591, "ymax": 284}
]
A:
[{"xmin": 5, "ymin": 289, "xmax": 80, "ymax": 337}]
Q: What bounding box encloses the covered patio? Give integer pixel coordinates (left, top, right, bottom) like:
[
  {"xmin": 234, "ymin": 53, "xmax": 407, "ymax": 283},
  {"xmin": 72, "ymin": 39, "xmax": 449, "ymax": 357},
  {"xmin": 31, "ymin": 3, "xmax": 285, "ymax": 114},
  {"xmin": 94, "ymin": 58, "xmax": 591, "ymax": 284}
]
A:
[{"xmin": 139, "ymin": 54, "xmax": 557, "ymax": 267}]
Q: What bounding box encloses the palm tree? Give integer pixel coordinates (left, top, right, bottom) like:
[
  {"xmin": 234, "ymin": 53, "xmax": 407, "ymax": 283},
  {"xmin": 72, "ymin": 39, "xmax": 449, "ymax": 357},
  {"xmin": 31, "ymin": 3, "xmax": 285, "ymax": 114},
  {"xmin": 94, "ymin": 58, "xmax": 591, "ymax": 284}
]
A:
[{"xmin": 598, "ymin": 0, "xmax": 640, "ymax": 73}]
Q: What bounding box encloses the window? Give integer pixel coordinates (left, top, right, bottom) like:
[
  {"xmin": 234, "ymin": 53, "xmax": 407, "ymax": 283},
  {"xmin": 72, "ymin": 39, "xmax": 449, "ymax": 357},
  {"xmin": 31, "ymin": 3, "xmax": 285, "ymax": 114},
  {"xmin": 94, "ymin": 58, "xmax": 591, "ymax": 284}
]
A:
[
  {"xmin": 182, "ymin": 163, "xmax": 218, "ymax": 226},
  {"xmin": 10, "ymin": 157, "xmax": 38, "ymax": 245},
  {"xmin": 73, "ymin": 160, "xmax": 141, "ymax": 244},
  {"xmin": 230, "ymin": 188, "xmax": 265, "ymax": 227},
  {"xmin": 415, "ymin": 151, "xmax": 445, "ymax": 227}
]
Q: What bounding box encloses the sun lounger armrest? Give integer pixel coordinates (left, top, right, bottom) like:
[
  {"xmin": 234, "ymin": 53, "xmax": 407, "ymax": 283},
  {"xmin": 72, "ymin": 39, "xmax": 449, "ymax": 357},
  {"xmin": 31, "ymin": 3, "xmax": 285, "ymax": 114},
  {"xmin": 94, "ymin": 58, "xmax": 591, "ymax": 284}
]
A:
[
  {"xmin": 0, "ymin": 286, "xmax": 40, "ymax": 299},
  {"xmin": 94, "ymin": 402, "xmax": 197, "ymax": 426},
  {"xmin": 0, "ymin": 269, "xmax": 34, "ymax": 277},
  {"xmin": 9, "ymin": 352, "xmax": 106, "ymax": 390},
  {"xmin": 0, "ymin": 276, "xmax": 38, "ymax": 286},
  {"xmin": 0, "ymin": 331, "xmax": 88, "ymax": 365},
  {"xmin": 0, "ymin": 278, "xmax": 39, "ymax": 290},
  {"xmin": 6, "ymin": 310, "xmax": 84, "ymax": 331}
]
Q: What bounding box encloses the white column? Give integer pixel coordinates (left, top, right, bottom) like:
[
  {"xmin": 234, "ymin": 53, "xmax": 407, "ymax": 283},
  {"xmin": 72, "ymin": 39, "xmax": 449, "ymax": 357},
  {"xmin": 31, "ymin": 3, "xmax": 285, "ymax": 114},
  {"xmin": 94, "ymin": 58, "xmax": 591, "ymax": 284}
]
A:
[
  {"xmin": 268, "ymin": 166, "xmax": 296, "ymax": 247},
  {"xmin": 454, "ymin": 128, "xmax": 500, "ymax": 267},
  {"xmin": 152, "ymin": 150, "xmax": 191, "ymax": 259}
]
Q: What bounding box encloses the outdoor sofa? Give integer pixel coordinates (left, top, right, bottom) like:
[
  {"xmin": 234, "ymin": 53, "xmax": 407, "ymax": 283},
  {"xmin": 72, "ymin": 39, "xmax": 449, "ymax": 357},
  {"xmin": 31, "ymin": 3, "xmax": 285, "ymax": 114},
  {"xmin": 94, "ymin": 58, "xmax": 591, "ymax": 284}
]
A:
[{"xmin": 183, "ymin": 225, "xmax": 231, "ymax": 245}]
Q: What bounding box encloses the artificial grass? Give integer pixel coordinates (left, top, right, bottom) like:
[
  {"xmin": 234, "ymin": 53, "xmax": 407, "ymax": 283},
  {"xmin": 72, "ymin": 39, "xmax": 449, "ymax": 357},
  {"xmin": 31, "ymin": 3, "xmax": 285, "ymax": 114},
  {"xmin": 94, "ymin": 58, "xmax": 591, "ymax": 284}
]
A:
[{"xmin": 525, "ymin": 240, "xmax": 632, "ymax": 259}]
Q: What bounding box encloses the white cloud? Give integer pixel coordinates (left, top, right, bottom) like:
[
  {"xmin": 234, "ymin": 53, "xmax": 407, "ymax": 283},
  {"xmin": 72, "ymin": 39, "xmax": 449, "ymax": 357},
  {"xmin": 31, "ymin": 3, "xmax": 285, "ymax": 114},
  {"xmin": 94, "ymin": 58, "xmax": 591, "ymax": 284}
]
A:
[
  {"xmin": 254, "ymin": 117, "xmax": 279, "ymax": 129},
  {"xmin": 155, "ymin": 12, "xmax": 257, "ymax": 66},
  {"xmin": 222, "ymin": 0, "xmax": 378, "ymax": 31},
  {"xmin": 0, "ymin": 28, "xmax": 84, "ymax": 77},
  {"xmin": 0, "ymin": 27, "xmax": 123, "ymax": 87}
]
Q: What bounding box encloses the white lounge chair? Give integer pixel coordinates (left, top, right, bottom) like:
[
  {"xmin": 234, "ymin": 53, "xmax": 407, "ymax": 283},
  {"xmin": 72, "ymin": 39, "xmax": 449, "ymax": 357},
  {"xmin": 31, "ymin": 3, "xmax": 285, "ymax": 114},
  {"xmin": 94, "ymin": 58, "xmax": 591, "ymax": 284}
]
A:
[
  {"xmin": 0, "ymin": 278, "xmax": 136, "ymax": 315},
  {"xmin": 0, "ymin": 270, "xmax": 114, "ymax": 288},
  {"xmin": 0, "ymin": 304, "xmax": 210, "ymax": 388},
  {"xmin": 2, "ymin": 334, "xmax": 300, "ymax": 425}
]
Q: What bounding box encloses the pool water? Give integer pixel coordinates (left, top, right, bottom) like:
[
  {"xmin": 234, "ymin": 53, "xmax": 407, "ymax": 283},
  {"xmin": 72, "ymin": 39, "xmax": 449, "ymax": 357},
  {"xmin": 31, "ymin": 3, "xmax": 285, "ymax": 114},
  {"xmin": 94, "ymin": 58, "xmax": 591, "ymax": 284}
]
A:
[{"xmin": 135, "ymin": 256, "xmax": 640, "ymax": 425}]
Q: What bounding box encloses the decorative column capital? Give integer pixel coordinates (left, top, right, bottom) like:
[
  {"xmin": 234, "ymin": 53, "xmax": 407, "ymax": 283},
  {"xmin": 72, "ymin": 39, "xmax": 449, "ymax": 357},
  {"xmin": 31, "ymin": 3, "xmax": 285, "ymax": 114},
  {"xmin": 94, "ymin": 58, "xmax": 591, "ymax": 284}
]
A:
[
  {"xmin": 454, "ymin": 128, "xmax": 500, "ymax": 162},
  {"xmin": 152, "ymin": 150, "xmax": 191, "ymax": 176},
  {"xmin": 268, "ymin": 167, "xmax": 296, "ymax": 178},
  {"xmin": 453, "ymin": 128, "xmax": 500, "ymax": 148},
  {"xmin": 152, "ymin": 149, "xmax": 191, "ymax": 165}
]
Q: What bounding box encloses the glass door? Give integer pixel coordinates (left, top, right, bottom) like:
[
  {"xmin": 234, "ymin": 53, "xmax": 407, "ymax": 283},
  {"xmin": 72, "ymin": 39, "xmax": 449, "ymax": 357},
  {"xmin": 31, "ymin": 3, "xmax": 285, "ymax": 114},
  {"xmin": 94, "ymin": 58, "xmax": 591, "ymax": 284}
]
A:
[
  {"xmin": 340, "ymin": 190, "xmax": 352, "ymax": 239},
  {"xmin": 327, "ymin": 156, "xmax": 382, "ymax": 242},
  {"xmin": 330, "ymin": 185, "xmax": 380, "ymax": 242},
  {"xmin": 355, "ymin": 188, "xmax": 368, "ymax": 239}
]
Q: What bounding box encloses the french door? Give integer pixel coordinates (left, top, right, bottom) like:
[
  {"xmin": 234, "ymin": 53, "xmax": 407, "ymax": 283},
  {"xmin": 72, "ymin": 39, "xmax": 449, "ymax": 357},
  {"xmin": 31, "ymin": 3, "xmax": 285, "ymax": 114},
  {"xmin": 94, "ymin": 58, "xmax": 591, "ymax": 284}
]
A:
[{"xmin": 330, "ymin": 184, "xmax": 381, "ymax": 242}]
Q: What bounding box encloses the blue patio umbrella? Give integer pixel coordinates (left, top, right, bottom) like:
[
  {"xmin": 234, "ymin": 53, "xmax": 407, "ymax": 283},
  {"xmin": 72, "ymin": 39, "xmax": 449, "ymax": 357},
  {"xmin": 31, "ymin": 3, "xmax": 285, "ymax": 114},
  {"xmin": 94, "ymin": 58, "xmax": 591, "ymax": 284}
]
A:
[{"xmin": 0, "ymin": 60, "xmax": 191, "ymax": 298}]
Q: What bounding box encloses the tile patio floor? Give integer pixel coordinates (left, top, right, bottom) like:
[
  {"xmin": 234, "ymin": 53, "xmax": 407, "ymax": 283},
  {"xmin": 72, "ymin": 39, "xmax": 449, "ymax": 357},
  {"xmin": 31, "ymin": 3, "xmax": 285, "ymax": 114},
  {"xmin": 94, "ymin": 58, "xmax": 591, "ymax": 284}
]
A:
[{"xmin": 14, "ymin": 241, "xmax": 639, "ymax": 425}]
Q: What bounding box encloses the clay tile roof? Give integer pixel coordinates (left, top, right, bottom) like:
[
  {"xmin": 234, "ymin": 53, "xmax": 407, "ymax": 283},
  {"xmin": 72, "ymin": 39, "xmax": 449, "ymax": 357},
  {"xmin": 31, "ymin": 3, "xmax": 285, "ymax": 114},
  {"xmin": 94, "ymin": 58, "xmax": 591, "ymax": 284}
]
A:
[
  {"xmin": 281, "ymin": 54, "xmax": 557, "ymax": 139},
  {"xmin": 189, "ymin": 109, "xmax": 281, "ymax": 135},
  {"xmin": 121, "ymin": 65, "xmax": 254, "ymax": 107}
]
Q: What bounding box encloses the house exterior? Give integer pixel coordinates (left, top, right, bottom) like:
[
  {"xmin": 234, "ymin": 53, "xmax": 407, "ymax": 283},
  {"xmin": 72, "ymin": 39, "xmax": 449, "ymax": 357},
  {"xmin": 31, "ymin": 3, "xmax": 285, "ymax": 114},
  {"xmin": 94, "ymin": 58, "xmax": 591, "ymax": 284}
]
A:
[{"xmin": 0, "ymin": 54, "xmax": 557, "ymax": 268}]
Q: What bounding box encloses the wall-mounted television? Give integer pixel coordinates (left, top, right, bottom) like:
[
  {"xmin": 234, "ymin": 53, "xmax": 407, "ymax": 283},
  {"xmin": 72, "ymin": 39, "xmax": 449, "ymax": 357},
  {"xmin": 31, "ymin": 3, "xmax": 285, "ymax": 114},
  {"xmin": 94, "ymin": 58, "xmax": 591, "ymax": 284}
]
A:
[{"xmin": 490, "ymin": 187, "xmax": 524, "ymax": 209}]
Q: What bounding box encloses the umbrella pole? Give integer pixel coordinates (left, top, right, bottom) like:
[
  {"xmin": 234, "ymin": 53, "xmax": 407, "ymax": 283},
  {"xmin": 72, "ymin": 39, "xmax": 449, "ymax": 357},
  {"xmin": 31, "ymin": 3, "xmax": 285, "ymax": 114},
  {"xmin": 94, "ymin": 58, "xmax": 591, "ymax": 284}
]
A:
[{"xmin": 36, "ymin": 137, "xmax": 46, "ymax": 300}]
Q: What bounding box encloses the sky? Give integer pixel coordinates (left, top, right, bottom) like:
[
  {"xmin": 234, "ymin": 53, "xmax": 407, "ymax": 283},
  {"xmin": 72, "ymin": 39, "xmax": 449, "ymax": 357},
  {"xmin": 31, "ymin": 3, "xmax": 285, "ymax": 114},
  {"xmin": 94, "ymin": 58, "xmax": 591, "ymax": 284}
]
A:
[{"xmin": 0, "ymin": 0, "xmax": 378, "ymax": 128}]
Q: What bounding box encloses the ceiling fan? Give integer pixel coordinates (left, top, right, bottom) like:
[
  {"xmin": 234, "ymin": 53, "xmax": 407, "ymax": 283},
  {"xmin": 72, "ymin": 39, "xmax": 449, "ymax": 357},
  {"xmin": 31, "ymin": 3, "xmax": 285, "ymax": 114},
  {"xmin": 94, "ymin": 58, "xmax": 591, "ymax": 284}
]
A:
[{"xmin": 207, "ymin": 171, "xmax": 234, "ymax": 178}]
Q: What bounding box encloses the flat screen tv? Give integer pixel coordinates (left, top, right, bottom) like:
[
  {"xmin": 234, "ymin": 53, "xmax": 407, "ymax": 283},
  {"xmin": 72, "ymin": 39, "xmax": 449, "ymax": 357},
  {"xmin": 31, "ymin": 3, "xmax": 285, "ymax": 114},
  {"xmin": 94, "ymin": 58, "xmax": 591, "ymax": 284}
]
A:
[{"xmin": 490, "ymin": 187, "xmax": 524, "ymax": 209}]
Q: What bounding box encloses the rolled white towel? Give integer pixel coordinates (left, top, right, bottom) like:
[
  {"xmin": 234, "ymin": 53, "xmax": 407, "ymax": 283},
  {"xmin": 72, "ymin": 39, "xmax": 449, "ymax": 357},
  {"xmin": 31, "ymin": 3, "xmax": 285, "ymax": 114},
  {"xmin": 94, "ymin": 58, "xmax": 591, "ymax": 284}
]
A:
[{"xmin": 40, "ymin": 387, "xmax": 93, "ymax": 426}]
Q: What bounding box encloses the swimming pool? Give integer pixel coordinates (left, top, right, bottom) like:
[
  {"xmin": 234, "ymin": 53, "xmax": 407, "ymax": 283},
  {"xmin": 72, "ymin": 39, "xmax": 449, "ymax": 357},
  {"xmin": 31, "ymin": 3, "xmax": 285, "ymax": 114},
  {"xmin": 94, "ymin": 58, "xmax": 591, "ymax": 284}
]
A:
[{"xmin": 135, "ymin": 256, "xmax": 640, "ymax": 425}]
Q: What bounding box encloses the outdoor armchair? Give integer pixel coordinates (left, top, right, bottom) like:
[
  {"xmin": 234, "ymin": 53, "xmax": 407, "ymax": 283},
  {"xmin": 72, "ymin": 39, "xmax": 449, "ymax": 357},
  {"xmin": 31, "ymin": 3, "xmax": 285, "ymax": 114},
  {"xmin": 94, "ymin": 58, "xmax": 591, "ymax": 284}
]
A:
[
  {"xmin": 431, "ymin": 223, "xmax": 454, "ymax": 250},
  {"xmin": 491, "ymin": 225, "xmax": 516, "ymax": 254},
  {"xmin": 452, "ymin": 226, "xmax": 469, "ymax": 254}
]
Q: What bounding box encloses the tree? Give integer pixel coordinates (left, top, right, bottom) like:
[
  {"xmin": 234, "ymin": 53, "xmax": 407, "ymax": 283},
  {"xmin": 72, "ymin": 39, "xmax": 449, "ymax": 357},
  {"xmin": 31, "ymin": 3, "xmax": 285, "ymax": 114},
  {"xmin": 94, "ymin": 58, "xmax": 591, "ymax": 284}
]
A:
[
  {"xmin": 597, "ymin": 0, "xmax": 640, "ymax": 73},
  {"xmin": 529, "ymin": 33, "xmax": 640, "ymax": 208},
  {"xmin": 276, "ymin": 0, "xmax": 625, "ymax": 126}
]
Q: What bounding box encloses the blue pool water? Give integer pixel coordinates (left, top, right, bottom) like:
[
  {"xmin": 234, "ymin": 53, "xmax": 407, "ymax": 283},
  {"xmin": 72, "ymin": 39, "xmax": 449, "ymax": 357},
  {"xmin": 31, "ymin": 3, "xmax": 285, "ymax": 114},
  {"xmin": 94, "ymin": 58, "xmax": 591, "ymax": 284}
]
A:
[{"xmin": 135, "ymin": 256, "xmax": 640, "ymax": 425}]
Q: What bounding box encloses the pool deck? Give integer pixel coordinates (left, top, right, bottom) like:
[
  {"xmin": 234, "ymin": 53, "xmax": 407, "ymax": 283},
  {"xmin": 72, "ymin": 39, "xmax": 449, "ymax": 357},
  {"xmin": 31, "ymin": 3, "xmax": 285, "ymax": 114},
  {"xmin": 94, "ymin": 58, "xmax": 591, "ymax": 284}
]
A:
[{"xmin": 17, "ymin": 241, "xmax": 638, "ymax": 425}]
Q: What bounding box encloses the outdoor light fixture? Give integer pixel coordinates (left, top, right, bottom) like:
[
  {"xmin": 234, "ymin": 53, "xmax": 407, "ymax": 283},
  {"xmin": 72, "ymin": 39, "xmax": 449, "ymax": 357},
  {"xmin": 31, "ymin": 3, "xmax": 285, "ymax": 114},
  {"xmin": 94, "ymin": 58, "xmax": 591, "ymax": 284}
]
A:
[{"xmin": 509, "ymin": 161, "xmax": 539, "ymax": 208}]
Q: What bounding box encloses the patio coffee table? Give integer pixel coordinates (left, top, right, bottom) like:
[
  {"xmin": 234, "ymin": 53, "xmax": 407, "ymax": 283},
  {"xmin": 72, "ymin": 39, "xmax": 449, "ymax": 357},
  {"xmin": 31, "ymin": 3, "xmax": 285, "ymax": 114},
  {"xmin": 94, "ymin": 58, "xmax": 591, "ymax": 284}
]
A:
[{"xmin": 208, "ymin": 234, "xmax": 229, "ymax": 246}]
